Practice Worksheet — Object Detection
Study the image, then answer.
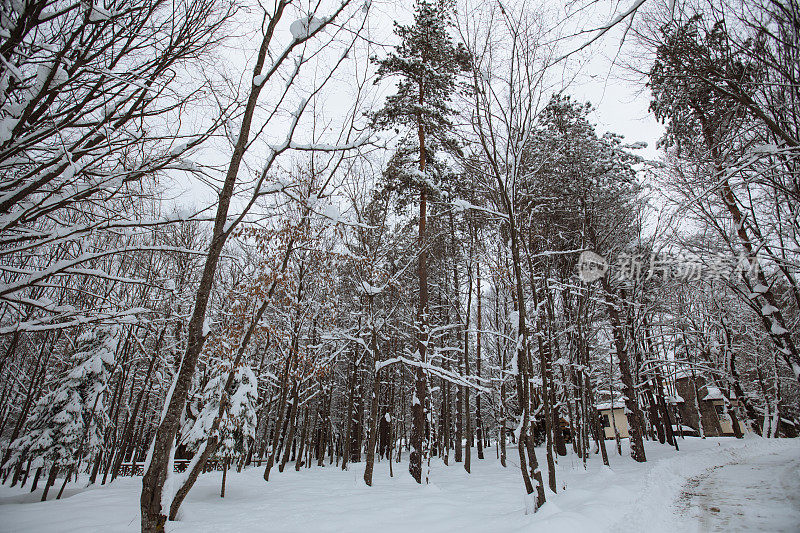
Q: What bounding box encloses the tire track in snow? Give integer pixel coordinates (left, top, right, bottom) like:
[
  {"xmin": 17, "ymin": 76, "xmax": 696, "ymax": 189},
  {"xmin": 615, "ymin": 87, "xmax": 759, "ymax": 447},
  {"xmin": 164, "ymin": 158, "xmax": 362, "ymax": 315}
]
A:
[{"xmin": 678, "ymin": 450, "xmax": 800, "ymax": 532}]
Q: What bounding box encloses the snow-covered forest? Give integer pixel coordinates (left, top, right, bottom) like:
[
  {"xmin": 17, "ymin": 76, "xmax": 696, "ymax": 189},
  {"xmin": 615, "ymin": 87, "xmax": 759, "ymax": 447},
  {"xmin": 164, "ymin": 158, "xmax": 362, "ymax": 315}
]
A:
[{"xmin": 1, "ymin": 0, "xmax": 799, "ymax": 531}]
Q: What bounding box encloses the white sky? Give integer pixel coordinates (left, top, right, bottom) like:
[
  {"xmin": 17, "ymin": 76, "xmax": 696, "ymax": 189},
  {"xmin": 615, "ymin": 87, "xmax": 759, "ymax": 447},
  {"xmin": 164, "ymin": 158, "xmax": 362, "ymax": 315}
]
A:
[
  {"xmin": 168, "ymin": 0, "xmax": 666, "ymax": 211},
  {"xmin": 370, "ymin": 0, "xmax": 665, "ymax": 158},
  {"xmin": 568, "ymin": 21, "xmax": 665, "ymax": 161}
]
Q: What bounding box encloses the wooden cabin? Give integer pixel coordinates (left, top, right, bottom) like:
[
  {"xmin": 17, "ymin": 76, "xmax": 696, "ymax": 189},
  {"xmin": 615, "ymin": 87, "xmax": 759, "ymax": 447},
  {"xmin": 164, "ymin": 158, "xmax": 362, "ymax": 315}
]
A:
[
  {"xmin": 675, "ymin": 375, "xmax": 744, "ymax": 437},
  {"xmin": 596, "ymin": 401, "xmax": 629, "ymax": 439}
]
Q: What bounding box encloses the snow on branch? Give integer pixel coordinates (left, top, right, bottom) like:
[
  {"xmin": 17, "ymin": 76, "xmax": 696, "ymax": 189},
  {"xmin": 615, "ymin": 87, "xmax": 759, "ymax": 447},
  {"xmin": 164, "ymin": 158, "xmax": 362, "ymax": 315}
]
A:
[
  {"xmin": 375, "ymin": 355, "xmax": 489, "ymax": 392},
  {"xmin": 548, "ymin": 0, "xmax": 647, "ymax": 67}
]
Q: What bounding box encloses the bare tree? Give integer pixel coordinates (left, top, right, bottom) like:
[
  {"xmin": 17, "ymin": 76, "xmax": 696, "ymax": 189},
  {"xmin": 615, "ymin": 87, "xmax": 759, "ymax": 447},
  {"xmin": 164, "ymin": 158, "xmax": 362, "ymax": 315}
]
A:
[
  {"xmin": 0, "ymin": 0, "xmax": 233, "ymax": 335},
  {"xmin": 139, "ymin": 1, "xmax": 371, "ymax": 530},
  {"xmin": 455, "ymin": 1, "xmax": 556, "ymax": 511}
]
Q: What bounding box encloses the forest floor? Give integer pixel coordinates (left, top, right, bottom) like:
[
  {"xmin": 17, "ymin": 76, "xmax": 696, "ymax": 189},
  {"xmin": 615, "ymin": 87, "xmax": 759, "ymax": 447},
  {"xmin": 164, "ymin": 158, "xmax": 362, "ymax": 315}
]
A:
[{"xmin": 0, "ymin": 436, "xmax": 798, "ymax": 532}]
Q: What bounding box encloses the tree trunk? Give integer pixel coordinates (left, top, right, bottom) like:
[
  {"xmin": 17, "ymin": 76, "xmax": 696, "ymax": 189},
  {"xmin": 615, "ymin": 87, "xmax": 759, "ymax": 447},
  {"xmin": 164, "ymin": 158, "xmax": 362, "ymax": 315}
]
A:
[
  {"xmin": 296, "ymin": 405, "xmax": 313, "ymax": 471},
  {"xmin": 342, "ymin": 352, "xmax": 358, "ymax": 471},
  {"xmin": 409, "ymin": 80, "xmax": 429, "ymax": 485},
  {"xmin": 220, "ymin": 459, "xmax": 228, "ymax": 498},
  {"xmin": 279, "ymin": 385, "xmax": 300, "ymax": 473},
  {"xmin": 644, "ymin": 380, "xmax": 665, "ymax": 444},
  {"xmin": 263, "ymin": 352, "xmax": 294, "ymax": 481},
  {"xmin": 545, "ymin": 284, "xmax": 567, "ymax": 460},
  {"xmin": 476, "ymin": 261, "xmax": 484, "ymax": 460},
  {"xmin": 601, "ymin": 279, "xmax": 647, "ymax": 462},
  {"xmin": 140, "ymin": 5, "xmax": 294, "ymax": 529},
  {"xmin": 30, "ymin": 467, "xmax": 42, "ymax": 492},
  {"xmin": 498, "ymin": 282, "xmax": 507, "ymax": 468},
  {"xmin": 364, "ymin": 366, "xmax": 381, "ymax": 486},
  {"xmin": 530, "ymin": 279, "xmax": 557, "ymax": 493},
  {"xmin": 41, "ymin": 466, "xmax": 58, "ymax": 502},
  {"xmin": 455, "ymin": 380, "xmax": 463, "ymax": 463},
  {"xmin": 364, "ymin": 313, "xmax": 382, "ymax": 484},
  {"xmin": 508, "ymin": 230, "xmax": 546, "ymax": 509},
  {"xmin": 464, "ymin": 258, "xmax": 473, "ymax": 474},
  {"xmin": 441, "ymin": 370, "xmax": 450, "ymax": 466},
  {"xmin": 56, "ymin": 466, "xmax": 72, "ymax": 499},
  {"xmin": 318, "ymin": 383, "xmax": 333, "ymax": 467},
  {"xmin": 644, "ymin": 319, "xmax": 678, "ymax": 448}
]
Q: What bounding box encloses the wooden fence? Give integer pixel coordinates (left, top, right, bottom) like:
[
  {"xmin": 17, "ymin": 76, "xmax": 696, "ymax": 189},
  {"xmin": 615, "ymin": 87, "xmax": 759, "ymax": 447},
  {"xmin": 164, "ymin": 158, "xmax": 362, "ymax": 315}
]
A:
[{"xmin": 117, "ymin": 458, "xmax": 227, "ymax": 477}]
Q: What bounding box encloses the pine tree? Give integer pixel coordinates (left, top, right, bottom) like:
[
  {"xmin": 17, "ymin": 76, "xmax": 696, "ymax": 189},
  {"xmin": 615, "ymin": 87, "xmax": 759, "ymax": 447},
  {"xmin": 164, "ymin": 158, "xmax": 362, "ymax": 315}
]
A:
[
  {"xmin": 372, "ymin": 0, "xmax": 470, "ymax": 485},
  {"xmin": 4, "ymin": 326, "xmax": 117, "ymax": 500},
  {"xmin": 649, "ymin": 16, "xmax": 800, "ymax": 384},
  {"xmin": 522, "ymin": 95, "xmax": 648, "ymax": 463},
  {"xmin": 221, "ymin": 365, "xmax": 259, "ymax": 463},
  {"xmin": 180, "ymin": 363, "xmax": 258, "ymax": 497},
  {"xmin": 180, "ymin": 373, "xmax": 224, "ymax": 456}
]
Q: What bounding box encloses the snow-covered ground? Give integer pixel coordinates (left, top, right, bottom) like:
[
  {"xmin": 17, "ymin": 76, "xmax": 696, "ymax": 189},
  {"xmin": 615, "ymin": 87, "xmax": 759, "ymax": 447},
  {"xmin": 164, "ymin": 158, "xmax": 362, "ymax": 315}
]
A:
[
  {"xmin": 1, "ymin": 436, "xmax": 798, "ymax": 532},
  {"xmin": 677, "ymin": 444, "xmax": 800, "ymax": 532}
]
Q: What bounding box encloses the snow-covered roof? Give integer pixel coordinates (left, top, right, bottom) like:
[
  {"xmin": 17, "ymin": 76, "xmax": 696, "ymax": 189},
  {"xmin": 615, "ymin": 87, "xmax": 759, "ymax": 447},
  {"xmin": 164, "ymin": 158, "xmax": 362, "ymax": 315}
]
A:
[
  {"xmin": 666, "ymin": 394, "xmax": 684, "ymax": 404},
  {"xmin": 596, "ymin": 401, "xmax": 625, "ymax": 411},
  {"xmin": 702, "ymin": 387, "xmax": 725, "ymax": 401}
]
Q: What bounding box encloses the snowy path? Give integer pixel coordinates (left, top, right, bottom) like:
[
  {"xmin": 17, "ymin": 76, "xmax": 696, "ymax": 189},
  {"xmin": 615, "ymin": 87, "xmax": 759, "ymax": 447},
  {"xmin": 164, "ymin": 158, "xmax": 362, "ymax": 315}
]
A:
[{"xmin": 678, "ymin": 446, "xmax": 800, "ymax": 532}]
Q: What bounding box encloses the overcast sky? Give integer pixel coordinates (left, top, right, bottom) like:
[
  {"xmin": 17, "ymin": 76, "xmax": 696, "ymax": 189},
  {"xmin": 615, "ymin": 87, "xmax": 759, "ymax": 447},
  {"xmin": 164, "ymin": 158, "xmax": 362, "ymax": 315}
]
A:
[
  {"xmin": 170, "ymin": 0, "xmax": 666, "ymax": 209},
  {"xmin": 374, "ymin": 0, "xmax": 666, "ymax": 158}
]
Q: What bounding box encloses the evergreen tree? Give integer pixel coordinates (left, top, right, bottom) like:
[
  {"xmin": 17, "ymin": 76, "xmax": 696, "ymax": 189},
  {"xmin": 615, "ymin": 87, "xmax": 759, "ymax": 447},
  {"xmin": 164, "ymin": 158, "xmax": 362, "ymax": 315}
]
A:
[
  {"xmin": 372, "ymin": 0, "xmax": 470, "ymax": 484},
  {"xmin": 523, "ymin": 94, "xmax": 642, "ymax": 255},
  {"xmin": 220, "ymin": 365, "xmax": 258, "ymax": 497},
  {"xmin": 649, "ymin": 14, "xmax": 800, "ymax": 384},
  {"xmin": 4, "ymin": 326, "xmax": 118, "ymax": 499},
  {"xmin": 180, "ymin": 373, "xmax": 225, "ymax": 455},
  {"xmin": 180, "ymin": 362, "xmax": 258, "ymax": 497},
  {"xmin": 220, "ymin": 365, "xmax": 259, "ymax": 464}
]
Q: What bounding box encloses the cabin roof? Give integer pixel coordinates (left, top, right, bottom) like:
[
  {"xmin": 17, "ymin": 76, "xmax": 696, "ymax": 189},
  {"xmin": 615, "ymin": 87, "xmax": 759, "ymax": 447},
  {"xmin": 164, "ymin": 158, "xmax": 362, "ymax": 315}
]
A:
[
  {"xmin": 596, "ymin": 401, "xmax": 625, "ymax": 411},
  {"xmin": 703, "ymin": 386, "xmax": 725, "ymax": 401}
]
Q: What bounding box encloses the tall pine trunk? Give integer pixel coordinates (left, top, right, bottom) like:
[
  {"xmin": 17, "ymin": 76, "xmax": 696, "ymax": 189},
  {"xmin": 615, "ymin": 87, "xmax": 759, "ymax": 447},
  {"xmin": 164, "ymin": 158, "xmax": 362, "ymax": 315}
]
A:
[
  {"xmin": 476, "ymin": 261, "xmax": 484, "ymax": 460},
  {"xmin": 464, "ymin": 256, "xmax": 473, "ymax": 474},
  {"xmin": 364, "ymin": 320, "xmax": 382, "ymax": 486}
]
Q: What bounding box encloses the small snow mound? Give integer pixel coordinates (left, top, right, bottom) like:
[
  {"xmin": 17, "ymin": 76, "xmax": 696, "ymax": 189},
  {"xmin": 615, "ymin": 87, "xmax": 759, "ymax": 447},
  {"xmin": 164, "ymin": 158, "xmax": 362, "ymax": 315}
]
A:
[
  {"xmin": 253, "ymin": 73, "xmax": 267, "ymax": 87},
  {"xmin": 290, "ymin": 16, "xmax": 326, "ymax": 40},
  {"xmin": 771, "ymin": 321, "xmax": 789, "ymax": 335}
]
